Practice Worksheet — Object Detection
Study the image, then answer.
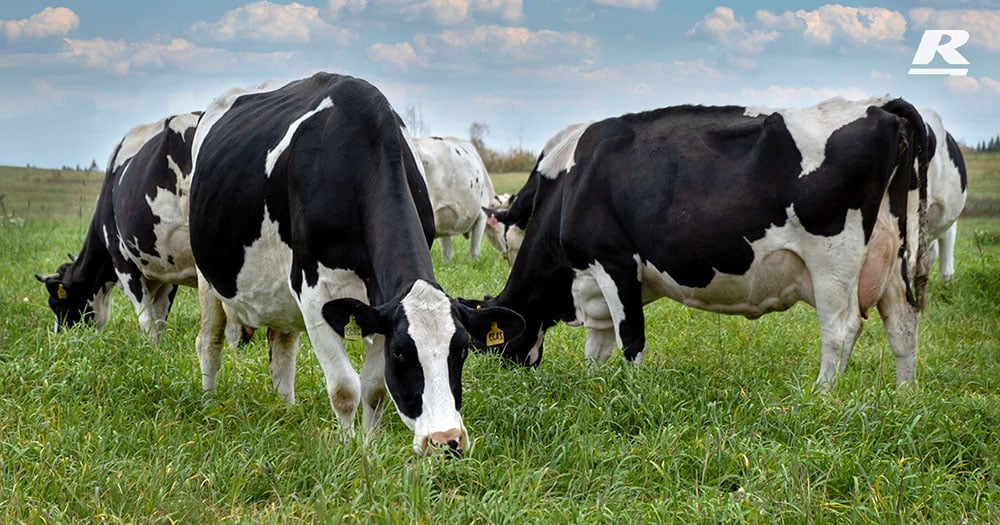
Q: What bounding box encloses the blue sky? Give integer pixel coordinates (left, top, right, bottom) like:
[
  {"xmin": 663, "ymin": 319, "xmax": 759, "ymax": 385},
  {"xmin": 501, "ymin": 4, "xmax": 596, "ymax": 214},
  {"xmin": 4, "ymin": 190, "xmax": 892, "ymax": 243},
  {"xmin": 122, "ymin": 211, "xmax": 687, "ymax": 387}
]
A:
[{"xmin": 1, "ymin": 1, "xmax": 999, "ymax": 169}]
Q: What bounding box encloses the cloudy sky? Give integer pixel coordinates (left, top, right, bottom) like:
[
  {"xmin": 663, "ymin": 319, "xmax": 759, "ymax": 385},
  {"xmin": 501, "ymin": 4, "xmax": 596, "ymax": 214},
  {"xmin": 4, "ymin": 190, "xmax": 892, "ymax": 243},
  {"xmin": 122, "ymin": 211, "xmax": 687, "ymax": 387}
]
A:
[{"xmin": 2, "ymin": 1, "xmax": 999, "ymax": 169}]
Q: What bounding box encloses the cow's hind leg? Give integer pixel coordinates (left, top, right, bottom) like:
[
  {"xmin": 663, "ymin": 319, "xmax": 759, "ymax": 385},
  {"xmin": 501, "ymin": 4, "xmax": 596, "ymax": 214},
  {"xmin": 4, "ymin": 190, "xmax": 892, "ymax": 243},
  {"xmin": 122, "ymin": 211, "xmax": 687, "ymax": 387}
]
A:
[
  {"xmin": 591, "ymin": 258, "xmax": 647, "ymax": 364},
  {"xmin": 584, "ymin": 327, "xmax": 616, "ymax": 365},
  {"xmin": 195, "ymin": 275, "xmax": 226, "ymax": 392},
  {"xmin": 814, "ymin": 298, "xmax": 864, "ymax": 392},
  {"xmin": 267, "ymin": 329, "xmax": 301, "ymax": 403},
  {"xmin": 937, "ymin": 222, "xmax": 958, "ymax": 284},
  {"xmin": 877, "ymin": 279, "xmax": 919, "ymax": 388},
  {"xmin": 440, "ymin": 236, "xmax": 455, "ymax": 262}
]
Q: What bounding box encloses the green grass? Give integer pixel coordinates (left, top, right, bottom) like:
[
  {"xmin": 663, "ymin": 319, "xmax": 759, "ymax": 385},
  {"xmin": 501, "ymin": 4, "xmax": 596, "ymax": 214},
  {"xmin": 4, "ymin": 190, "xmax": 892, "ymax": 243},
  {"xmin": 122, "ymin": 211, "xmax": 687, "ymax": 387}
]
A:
[{"xmin": 2, "ymin": 163, "xmax": 1000, "ymax": 523}]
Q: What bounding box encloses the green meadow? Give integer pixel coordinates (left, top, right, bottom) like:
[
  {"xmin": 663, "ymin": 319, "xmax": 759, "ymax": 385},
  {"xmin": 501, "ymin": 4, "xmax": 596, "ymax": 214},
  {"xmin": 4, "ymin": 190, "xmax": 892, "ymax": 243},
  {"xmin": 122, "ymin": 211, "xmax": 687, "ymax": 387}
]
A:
[{"xmin": 1, "ymin": 156, "xmax": 998, "ymax": 523}]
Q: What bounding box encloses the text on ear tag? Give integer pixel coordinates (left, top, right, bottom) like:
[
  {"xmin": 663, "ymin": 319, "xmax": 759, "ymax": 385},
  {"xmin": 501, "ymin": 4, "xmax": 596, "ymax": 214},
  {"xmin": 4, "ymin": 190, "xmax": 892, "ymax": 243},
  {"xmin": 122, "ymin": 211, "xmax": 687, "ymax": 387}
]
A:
[
  {"xmin": 57, "ymin": 283, "xmax": 67, "ymax": 300},
  {"xmin": 486, "ymin": 322, "xmax": 504, "ymax": 346},
  {"xmin": 344, "ymin": 315, "xmax": 363, "ymax": 341}
]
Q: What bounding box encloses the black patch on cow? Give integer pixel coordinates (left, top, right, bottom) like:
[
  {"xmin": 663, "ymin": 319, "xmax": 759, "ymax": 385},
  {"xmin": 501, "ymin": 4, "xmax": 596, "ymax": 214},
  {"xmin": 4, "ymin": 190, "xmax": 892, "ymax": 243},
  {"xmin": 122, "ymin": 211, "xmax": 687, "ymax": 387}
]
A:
[{"xmin": 945, "ymin": 132, "xmax": 968, "ymax": 192}]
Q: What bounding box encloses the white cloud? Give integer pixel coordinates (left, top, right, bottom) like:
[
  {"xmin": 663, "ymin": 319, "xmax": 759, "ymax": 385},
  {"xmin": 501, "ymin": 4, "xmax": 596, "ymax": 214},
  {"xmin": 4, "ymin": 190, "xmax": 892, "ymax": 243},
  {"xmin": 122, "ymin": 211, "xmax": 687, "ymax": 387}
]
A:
[
  {"xmin": 375, "ymin": 0, "xmax": 522, "ymax": 25},
  {"xmin": 414, "ymin": 25, "xmax": 597, "ymax": 64},
  {"xmin": 326, "ymin": 0, "xmax": 368, "ymax": 17},
  {"xmin": 1, "ymin": 7, "xmax": 79, "ymax": 41},
  {"xmin": 870, "ymin": 69, "xmax": 892, "ymax": 81},
  {"xmin": 687, "ymin": 7, "xmax": 779, "ymax": 54},
  {"xmin": 59, "ymin": 37, "xmax": 295, "ymax": 76},
  {"xmin": 191, "ymin": 1, "xmax": 356, "ymax": 45},
  {"xmin": 592, "ymin": 0, "xmax": 657, "ymax": 11},
  {"xmin": 945, "ymin": 75, "xmax": 1000, "ymax": 96},
  {"xmin": 757, "ymin": 4, "xmax": 906, "ymax": 45},
  {"xmin": 368, "ymin": 42, "xmax": 420, "ymax": 70},
  {"xmin": 671, "ymin": 59, "xmax": 725, "ymax": 80},
  {"xmin": 736, "ymin": 85, "xmax": 870, "ymax": 108},
  {"xmin": 909, "ymin": 8, "xmax": 1000, "ymax": 51}
]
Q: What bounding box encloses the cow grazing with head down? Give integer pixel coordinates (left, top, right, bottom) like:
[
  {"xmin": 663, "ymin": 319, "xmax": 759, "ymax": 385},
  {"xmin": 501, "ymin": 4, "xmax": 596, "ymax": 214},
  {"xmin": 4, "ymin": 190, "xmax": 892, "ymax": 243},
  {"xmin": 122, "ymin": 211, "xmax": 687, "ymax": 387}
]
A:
[
  {"xmin": 413, "ymin": 136, "xmax": 497, "ymax": 261},
  {"xmin": 473, "ymin": 97, "xmax": 930, "ymax": 391},
  {"xmin": 920, "ymin": 108, "xmax": 968, "ymax": 284},
  {"xmin": 34, "ymin": 112, "xmax": 245, "ymax": 340},
  {"xmin": 188, "ymin": 72, "xmax": 523, "ymax": 455}
]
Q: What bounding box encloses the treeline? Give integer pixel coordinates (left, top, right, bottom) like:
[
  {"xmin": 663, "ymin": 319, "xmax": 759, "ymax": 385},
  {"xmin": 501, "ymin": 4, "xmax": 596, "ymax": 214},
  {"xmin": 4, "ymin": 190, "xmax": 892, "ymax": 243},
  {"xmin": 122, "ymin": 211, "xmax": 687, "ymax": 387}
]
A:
[
  {"xmin": 25, "ymin": 159, "xmax": 100, "ymax": 172},
  {"xmin": 468, "ymin": 121, "xmax": 537, "ymax": 173},
  {"xmin": 973, "ymin": 136, "xmax": 1000, "ymax": 152}
]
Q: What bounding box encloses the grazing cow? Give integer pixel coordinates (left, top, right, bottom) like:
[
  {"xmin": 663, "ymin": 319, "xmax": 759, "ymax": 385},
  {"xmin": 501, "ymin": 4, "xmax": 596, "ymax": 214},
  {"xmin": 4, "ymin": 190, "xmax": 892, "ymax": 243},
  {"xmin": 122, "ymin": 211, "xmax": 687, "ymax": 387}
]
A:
[
  {"xmin": 188, "ymin": 72, "xmax": 523, "ymax": 455},
  {"xmin": 921, "ymin": 108, "xmax": 968, "ymax": 284},
  {"xmin": 413, "ymin": 136, "xmax": 497, "ymax": 261},
  {"xmin": 472, "ymin": 97, "xmax": 930, "ymax": 390},
  {"xmin": 35, "ymin": 112, "xmax": 218, "ymax": 339}
]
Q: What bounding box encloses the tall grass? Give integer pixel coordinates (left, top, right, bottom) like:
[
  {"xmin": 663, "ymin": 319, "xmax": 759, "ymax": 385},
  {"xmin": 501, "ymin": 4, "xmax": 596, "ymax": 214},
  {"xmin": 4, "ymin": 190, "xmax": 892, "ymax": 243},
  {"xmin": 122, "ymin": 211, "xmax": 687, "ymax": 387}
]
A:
[{"xmin": 1, "ymin": 167, "xmax": 999, "ymax": 522}]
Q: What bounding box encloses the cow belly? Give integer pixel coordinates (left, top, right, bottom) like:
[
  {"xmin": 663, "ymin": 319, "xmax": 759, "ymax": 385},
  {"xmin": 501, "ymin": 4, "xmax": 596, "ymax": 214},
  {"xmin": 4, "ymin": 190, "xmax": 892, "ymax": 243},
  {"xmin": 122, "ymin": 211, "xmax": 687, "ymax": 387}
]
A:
[
  {"xmin": 640, "ymin": 249, "xmax": 813, "ymax": 319},
  {"xmin": 225, "ymin": 216, "xmax": 302, "ymax": 331}
]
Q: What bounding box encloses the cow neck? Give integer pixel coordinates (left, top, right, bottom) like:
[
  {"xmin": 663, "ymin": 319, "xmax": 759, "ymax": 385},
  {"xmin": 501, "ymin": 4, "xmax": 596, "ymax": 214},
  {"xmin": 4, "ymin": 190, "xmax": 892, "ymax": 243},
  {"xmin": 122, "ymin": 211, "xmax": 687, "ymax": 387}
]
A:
[
  {"xmin": 361, "ymin": 161, "xmax": 438, "ymax": 302},
  {"xmin": 66, "ymin": 182, "xmax": 119, "ymax": 294}
]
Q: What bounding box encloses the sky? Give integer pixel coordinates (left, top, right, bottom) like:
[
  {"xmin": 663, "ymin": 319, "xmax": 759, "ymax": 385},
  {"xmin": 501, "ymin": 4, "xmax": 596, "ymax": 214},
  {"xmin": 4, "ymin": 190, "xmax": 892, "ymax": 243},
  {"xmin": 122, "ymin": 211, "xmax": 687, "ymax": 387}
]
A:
[{"xmin": 1, "ymin": 0, "xmax": 999, "ymax": 169}]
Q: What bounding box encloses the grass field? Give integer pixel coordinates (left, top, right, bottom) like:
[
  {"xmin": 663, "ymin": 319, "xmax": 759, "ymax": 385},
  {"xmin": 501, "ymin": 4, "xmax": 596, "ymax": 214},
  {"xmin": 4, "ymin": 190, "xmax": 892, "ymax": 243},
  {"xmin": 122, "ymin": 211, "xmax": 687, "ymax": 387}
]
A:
[{"xmin": 1, "ymin": 156, "xmax": 999, "ymax": 523}]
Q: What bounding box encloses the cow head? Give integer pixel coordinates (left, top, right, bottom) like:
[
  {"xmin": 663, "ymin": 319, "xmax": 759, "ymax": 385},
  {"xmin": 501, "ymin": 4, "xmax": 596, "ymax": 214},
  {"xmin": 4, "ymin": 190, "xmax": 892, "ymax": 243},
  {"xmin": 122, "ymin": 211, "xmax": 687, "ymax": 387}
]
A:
[
  {"xmin": 34, "ymin": 257, "xmax": 113, "ymax": 332},
  {"xmin": 457, "ymin": 296, "xmax": 546, "ymax": 368},
  {"xmin": 483, "ymin": 202, "xmax": 527, "ymax": 267},
  {"xmin": 323, "ymin": 279, "xmax": 524, "ymax": 456}
]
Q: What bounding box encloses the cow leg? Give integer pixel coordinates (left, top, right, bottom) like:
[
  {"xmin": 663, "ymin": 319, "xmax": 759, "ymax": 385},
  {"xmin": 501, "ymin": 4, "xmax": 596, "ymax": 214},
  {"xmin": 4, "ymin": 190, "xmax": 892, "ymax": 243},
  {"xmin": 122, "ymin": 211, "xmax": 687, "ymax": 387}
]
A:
[
  {"xmin": 138, "ymin": 281, "xmax": 177, "ymax": 340},
  {"xmin": 937, "ymin": 222, "xmax": 958, "ymax": 284},
  {"xmin": 813, "ymin": 292, "xmax": 864, "ymax": 392},
  {"xmin": 467, "ymin": 212, "xmax": 487, "ymax": 260},
  {"xmin": 360, "ymin": 334, "xmax": 388, "ymax": 436},
  {"xmin": 440, "ymin": 236, "xmax": 455, "ymax": 262},
  {"xmin": 591, "ymin": 259, "xmax": 646, "ymax": 364},
  {"xmin": 584, "ymin": 327, "xmax": 616, "ymax": 365},
  {"xmin": 195, "ymin": 275, "xmax": 226, "ymax": 392},
  {"xmin": 267, "ymin": 329, "xmax": 300, "ymax": 403},
  {"xmin": 877, "ymin": 279, "xmax": 919, "ymax": 387}
]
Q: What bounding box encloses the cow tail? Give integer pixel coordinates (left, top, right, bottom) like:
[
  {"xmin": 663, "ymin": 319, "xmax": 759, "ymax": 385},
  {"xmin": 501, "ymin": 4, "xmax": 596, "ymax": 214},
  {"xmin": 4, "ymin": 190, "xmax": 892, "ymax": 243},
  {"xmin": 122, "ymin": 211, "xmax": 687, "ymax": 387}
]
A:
[{"xmin": 884, "ymin": 98, "xmax": 930, "ymax": 311}]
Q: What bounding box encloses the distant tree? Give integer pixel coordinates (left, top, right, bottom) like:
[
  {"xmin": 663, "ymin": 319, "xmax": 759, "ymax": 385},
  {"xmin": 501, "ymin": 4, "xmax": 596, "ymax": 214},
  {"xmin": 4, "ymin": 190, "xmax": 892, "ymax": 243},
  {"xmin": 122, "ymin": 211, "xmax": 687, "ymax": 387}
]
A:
[
  {"xmin": 89, "ymin": 159, "xmax": 99, "ymax": 171},
  {"xmin": 468, "ymin": 120, "xmax": 536, "ymax": 173},
  {"xmin": 403, "ymin": 104, "xmax": 429, "ymax": 138}
]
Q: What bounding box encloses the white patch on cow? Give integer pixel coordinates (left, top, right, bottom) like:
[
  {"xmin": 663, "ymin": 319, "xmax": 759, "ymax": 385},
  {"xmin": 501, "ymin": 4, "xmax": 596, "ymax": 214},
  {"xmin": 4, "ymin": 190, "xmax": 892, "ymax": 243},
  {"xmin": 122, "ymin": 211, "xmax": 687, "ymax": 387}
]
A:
[
  {"xmin": 572, "ymin": 261, "xmax": 626, "ymax": 348},
  {"xmin": 526, "ymin": 327, "xmax": 544, "ymax": 366},
  {"xmin": 400, "ymin": 126, "xmax": 426, "ymax": 179},
  {"xmin": 536, "ymin": 123, "xmax": 588, "ymax": 180},
  {"xmin": 114, "ymin": 118, "xmax": 167, "ymax": 172},
  {"xmin": 227, "ymin": 207, "xmax": 302, "ymax": 331},
  {"xmin": 744, "ymin": 96, "xmax": 890, "ymax": 178},
  {"xmin": 920, "ymin": 107, "xmax": 967, "ymax": 282},
  {"xmin": 400, "ymin": 279, "xmax": 465, "ymax": 451},
  {"xmin": 266, "ymin": 97, "xmax": 335, "ymax": 177},
  {"xmin": 138, "ymin": 185, "xmax": 198, "ymax": 285},
  {"xmin": 88, "ymin": 282, "xmax": 115, "ymax": 330}
]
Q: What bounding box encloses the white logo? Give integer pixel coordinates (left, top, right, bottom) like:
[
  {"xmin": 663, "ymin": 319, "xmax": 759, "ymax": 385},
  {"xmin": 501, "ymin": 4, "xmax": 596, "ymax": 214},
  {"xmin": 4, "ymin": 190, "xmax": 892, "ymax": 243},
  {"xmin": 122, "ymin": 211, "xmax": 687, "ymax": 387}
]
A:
[{"xmin": 909, "ymin": 30, "xmax": 970, "ymax": 76}]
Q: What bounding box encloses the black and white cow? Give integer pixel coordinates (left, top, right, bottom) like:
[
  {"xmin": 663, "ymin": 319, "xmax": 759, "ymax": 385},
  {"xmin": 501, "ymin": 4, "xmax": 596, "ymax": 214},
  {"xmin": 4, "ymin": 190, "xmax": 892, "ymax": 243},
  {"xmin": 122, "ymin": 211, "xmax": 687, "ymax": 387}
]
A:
[
  {"xmin": 35, "ymin": 112, "xmax": 215, "ymax": 339},
  {"xmin": 921, "ymin": 108, "xmax": 968, "ymax": 284},
  {"xmin": 413, "ymin": 136, "xmax": 497, "ymax": 261},
  {"xmin": 472, "ymin": 96, "xmax": 930, "ymax": 390},
  {"xmin": 188, "ymin": 72, "xmax": 523, "ymax": 455}
]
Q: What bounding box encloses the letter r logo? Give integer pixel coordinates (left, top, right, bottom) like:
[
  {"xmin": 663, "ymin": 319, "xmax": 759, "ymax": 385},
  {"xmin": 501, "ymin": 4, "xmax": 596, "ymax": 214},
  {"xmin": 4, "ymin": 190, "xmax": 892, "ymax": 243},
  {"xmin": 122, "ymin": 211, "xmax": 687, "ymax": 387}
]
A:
[{"xmin": 909, "ymin": 30, "xmax": 970, "ymax": 76}]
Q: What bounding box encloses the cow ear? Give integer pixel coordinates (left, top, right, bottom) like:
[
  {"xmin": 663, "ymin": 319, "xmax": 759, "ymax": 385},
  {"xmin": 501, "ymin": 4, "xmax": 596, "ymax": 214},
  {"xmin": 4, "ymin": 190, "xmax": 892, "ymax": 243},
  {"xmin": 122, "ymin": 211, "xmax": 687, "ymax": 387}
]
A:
[
  {"xmin": 456, "ymin": 302, "xmax": 525, "ymax": 350},
  {"xmin": 322, "ymin": 298, "xmax": 389, "ymax": 338}
]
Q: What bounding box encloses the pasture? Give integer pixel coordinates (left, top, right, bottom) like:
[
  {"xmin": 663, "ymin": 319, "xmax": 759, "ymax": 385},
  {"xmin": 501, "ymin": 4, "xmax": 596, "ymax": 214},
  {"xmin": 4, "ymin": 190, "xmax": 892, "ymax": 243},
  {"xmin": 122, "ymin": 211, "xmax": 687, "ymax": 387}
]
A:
[{"xmin": 1, "ymin": 157, "xmax": 999, "ymax": 523}]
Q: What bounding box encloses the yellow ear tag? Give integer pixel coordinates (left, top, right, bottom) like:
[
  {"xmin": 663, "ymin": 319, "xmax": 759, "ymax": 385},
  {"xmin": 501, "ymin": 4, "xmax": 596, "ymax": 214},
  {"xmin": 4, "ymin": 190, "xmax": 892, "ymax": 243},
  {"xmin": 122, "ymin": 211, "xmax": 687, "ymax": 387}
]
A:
[
  {"xmin": 486, "ymin": 322, "xmax": 505, "ymax": 347},
  {"xmin": 57, "ymin": 283, "xmax": 68, "ymax": 300},
  {"xmin": 344, "ymin": 315, "xmax": 363, "ymax": 341}
]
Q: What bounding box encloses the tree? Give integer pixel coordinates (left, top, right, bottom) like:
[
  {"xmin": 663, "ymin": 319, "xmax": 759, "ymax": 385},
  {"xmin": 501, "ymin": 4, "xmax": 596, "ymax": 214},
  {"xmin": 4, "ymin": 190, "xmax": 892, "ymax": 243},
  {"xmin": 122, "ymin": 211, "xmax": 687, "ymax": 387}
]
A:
[{"xmin": 403, "ymin": 104, "xmax": 429, "ymax": 138}]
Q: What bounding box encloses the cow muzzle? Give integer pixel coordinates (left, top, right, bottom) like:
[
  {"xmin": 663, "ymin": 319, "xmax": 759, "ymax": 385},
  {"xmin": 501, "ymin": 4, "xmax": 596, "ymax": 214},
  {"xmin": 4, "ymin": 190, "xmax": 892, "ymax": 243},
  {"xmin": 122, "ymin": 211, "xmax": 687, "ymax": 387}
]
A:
[{"xmin": 418, "ymin": 427, "xmax": 468, "ymax": 457}]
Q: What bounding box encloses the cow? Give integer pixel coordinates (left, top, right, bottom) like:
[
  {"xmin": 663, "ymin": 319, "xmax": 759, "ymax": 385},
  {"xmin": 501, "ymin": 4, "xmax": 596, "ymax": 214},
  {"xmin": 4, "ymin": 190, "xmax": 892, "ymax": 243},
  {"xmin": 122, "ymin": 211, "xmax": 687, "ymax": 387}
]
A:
[
  {"xmin": 187, "ymin": 72, "xmax": 523, "ymax": 455},
  {"xmin": 33, "ymin": 112, "xmax": 254, "ymax": 342},
  {"xmin": 412, "ymin": 136, "xmax": 497, "ymax": 261},
  {"xmin": 921, "ymin": 108, "xmax": 968, "ymax": 284},
  {"xmin": 470, "ymin": 96, "xmax": 930, "ymax": 391}
]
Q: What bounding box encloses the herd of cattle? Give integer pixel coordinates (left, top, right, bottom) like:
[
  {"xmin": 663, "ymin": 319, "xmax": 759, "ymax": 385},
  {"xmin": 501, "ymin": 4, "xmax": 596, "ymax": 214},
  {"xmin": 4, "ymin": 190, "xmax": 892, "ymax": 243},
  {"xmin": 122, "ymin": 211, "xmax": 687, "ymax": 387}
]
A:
[{"xmin": 34, "ymin": 72, "xmax": 967, "ymax": 455}]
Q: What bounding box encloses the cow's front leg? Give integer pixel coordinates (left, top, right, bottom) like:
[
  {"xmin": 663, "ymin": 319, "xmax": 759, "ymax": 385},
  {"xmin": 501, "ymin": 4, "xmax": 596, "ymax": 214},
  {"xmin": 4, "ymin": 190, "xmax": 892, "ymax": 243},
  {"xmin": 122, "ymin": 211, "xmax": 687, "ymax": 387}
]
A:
[
  {"xmin": 591, "ymin": 259, "xmax": 646, "ymax": 364},
  {"xmin": 360, "ymin": 334, "xmax": 387, "ymax": 436}
]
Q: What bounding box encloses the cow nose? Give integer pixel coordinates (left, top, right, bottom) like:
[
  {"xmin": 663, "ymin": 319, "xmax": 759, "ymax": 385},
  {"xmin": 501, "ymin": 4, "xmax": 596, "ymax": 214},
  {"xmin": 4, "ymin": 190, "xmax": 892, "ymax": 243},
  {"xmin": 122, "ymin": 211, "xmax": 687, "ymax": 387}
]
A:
[{"xmin": 428, "ymin": 429, "xmax": 464, "ymax": 458}]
